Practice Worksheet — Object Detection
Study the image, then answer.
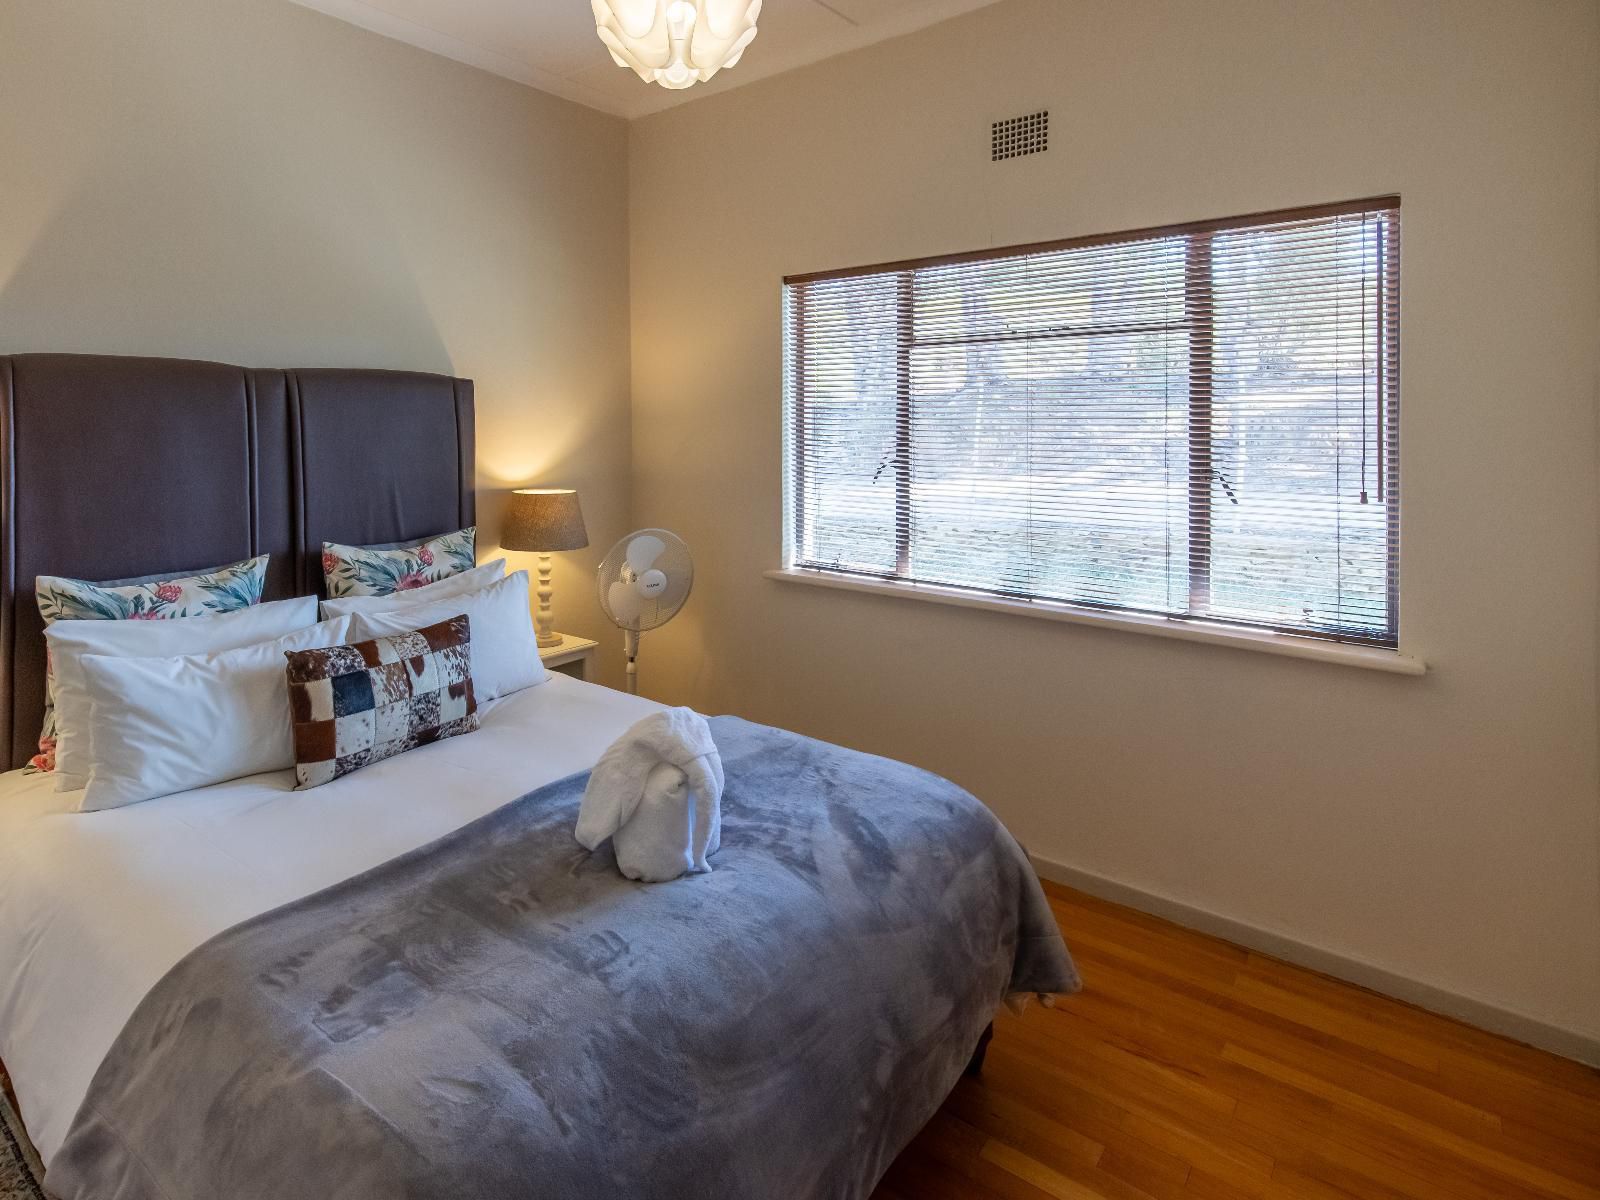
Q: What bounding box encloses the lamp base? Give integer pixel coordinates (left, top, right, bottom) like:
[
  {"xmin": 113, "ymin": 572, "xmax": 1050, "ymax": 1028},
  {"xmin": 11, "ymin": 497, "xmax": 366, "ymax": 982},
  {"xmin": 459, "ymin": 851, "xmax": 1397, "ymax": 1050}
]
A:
[{"xmin": 534, "ymin": 554, "xmax": 562, "ymax": 648}]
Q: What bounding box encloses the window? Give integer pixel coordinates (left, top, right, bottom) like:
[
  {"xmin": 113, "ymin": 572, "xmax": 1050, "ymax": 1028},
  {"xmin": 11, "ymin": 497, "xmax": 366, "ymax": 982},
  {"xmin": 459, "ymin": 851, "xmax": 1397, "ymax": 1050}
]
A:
[{"xmin": 782, "ymin": 198, "xmax": 1401, "ymax": 648}]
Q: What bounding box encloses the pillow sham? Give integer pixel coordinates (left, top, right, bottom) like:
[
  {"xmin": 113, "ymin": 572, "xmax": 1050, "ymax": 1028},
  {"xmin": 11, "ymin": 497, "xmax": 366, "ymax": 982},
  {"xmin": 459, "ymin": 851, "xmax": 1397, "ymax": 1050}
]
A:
[
  {"xmin": 32, "ymin": 554, "xmax": 270, "ymax": 771},
  {"xmin": 349, "ymin": 570, "xmax": 545, "ymax": 701},
  {"xmin": 46, "ymin": 594, "xmax": 319, "ymax": 791},
  {"xmin": 75, "ymin": 615, "xmax": 357, "ymax": 812},
  {"xmin": 285, "ymin": 615, "xmax": 478, "ymax": 790},
  {"xmin": 321, "ymin": 527, "xmax": 476, "ymax": 599},
  {"xmin": 319, "ymin": 558, "xmax": 505, "ymax": 620}
]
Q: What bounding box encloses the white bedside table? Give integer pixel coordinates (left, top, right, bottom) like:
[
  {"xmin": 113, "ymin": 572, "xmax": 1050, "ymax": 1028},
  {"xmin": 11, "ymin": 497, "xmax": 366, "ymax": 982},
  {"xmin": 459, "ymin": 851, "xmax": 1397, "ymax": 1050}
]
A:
[{"xmin": 539, "ymin": 632, "xmax": 599, "ymax": 682}]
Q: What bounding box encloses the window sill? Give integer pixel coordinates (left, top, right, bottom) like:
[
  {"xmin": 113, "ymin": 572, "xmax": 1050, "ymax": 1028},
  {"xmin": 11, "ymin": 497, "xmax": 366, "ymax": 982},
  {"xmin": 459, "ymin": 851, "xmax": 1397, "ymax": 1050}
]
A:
[{"xmin": 764, "ymin": 568, "xmax": 1425, "ymax": 676}]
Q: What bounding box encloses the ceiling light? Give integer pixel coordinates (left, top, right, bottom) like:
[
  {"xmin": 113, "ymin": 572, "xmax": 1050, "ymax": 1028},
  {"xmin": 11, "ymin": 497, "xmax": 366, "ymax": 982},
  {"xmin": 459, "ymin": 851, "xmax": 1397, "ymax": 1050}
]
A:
[{"xmin": 592, "ymin": 0, "xmax": 761, "ymax": 91}]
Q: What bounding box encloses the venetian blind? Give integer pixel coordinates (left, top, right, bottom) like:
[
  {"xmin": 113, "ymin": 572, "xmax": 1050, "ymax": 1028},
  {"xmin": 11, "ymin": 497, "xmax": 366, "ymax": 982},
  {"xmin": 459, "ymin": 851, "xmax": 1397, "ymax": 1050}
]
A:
[{"xmin": 782, "ymin": 198, "xmax": 1401, "ymax": 647}]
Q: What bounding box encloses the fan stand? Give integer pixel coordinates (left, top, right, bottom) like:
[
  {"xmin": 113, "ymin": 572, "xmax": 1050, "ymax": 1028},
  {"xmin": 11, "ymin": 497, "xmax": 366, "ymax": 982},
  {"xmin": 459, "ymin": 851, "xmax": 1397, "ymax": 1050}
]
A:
[{"xmin": 623, "ymin": 628, "xmax": 640, "ymax": 695}]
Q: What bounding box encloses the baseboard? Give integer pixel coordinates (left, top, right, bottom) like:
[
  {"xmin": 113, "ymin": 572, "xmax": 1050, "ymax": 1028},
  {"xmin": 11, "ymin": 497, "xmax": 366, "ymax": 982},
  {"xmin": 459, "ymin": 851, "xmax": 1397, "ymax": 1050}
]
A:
[{"xmin": 1030, "ymin": 854, "xmax": 1600, "ymax": 1069}]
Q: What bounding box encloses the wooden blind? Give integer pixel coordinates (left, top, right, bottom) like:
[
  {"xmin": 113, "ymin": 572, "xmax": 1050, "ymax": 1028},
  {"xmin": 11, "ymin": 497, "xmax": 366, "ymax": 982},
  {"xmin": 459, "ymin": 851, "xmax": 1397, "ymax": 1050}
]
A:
[{"xmin": 783, "ymin": 197, "xmax": 1401, "ymax": 647}]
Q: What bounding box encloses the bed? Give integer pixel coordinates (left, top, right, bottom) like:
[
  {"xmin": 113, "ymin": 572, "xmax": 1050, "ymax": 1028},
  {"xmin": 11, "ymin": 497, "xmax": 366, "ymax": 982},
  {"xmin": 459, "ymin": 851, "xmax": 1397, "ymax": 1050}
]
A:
[{"xmin": 0, "ymin": 353, "xmax": 1076, "ymax": 1199}]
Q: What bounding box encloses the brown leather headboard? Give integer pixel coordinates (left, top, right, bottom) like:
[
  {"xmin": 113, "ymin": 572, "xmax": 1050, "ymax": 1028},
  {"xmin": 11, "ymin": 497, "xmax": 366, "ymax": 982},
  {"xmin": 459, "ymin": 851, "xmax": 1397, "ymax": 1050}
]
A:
[{"xmin": 0, "ymin": 353, "xmax": 475, "ymax": 769}]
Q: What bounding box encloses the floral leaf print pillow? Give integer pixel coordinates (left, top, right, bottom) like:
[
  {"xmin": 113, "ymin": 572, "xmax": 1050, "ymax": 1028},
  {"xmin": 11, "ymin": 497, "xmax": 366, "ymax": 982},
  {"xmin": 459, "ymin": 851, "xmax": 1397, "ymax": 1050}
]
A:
[
  {"xmin": 31, "ymin": 554, "xmax": 270, "ymax": 771},
  {"xmin": 321, "ymin": 527, "xmax": 477, "ymax": 599}
]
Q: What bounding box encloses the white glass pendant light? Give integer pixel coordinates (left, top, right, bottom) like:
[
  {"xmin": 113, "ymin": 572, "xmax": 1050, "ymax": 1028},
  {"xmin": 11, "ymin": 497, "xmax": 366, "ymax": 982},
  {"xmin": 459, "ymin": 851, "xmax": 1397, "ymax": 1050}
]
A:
[{"xmin": 592, "ymin": 0, "xmax": 761, "ymax": 90}]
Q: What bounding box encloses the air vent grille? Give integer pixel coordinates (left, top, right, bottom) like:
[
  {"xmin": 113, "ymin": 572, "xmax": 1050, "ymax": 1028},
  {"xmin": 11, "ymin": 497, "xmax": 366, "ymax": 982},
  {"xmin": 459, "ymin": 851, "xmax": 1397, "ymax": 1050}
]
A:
[{"xmin": 992, "ymin": 110, "xmax": 1049, "ymax": 161}]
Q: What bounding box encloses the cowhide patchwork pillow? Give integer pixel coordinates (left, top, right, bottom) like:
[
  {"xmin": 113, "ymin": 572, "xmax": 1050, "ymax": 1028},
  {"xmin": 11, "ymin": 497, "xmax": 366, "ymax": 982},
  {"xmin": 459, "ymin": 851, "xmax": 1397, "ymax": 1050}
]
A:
[{"xmin": 284, "ymin": 614, "xmax": 478, "ymax": 789}]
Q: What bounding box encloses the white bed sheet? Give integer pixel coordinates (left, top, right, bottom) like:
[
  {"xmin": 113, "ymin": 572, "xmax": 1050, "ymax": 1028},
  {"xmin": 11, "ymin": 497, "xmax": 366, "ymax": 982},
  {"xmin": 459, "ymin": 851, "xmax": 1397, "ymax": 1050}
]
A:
[{"xmin": 0, "ymin": 674, "xmax": 661, "ymax": 1165}]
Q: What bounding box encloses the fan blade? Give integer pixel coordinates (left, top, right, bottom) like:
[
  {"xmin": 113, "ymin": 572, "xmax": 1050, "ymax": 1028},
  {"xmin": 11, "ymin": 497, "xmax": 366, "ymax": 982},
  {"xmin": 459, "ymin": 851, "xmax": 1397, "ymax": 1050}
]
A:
[
  {"xmin": 608, "ymin": 580, "xmax": 646, "ymax": 626},
  {"xmin": 625, "ymin": 534, "xmax": 666, "ymax": 573}
]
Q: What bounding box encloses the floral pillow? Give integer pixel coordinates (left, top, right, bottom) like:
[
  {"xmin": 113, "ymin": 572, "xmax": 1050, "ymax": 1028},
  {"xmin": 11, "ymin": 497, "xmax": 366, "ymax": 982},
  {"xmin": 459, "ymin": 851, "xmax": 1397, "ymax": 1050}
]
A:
[
  {"xmin": 31, "ymin": 554, "xmax": 270, "ymax": 771},
  {"xmin": 321, "ymin": 527, "xmax": 476, "ymax": 599}
]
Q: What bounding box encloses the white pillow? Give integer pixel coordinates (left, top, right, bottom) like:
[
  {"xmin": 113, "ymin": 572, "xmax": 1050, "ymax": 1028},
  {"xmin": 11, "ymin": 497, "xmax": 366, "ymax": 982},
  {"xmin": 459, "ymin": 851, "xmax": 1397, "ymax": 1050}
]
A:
[
  {"xmin": 349, "ymin": 570, "xmax": 545, "ymax": 701},
  {"xmin": 76, "ymin": 615, "xmax": 357, "ymax": 812},
  {"xmin": 46, "ymin": 594, "xmax": 321, "ymax": 792},
  {"xmin": 319, "ymin": 558, "xmax": 506, "ymax": 620}
]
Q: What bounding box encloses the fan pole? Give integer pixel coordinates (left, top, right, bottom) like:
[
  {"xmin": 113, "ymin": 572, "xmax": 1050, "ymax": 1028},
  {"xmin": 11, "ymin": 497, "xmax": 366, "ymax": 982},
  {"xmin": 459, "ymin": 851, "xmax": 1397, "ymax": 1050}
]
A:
[{"xmin": 624, "ymin": 628, "xmax": 640, "ymax": 695}]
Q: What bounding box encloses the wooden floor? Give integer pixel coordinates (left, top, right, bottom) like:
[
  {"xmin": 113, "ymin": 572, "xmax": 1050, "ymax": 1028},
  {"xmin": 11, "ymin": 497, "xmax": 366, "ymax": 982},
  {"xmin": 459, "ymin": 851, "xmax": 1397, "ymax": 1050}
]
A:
[{"xmin": 875, "ymin": 882, "xmax": 1600, "ymax": 1200}]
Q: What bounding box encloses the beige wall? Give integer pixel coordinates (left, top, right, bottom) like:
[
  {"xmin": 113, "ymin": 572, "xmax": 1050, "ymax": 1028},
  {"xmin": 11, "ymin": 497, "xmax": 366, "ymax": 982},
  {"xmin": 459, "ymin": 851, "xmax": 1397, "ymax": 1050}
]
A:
[
  {"xmin": 0, "ymin": 0, "xmax": 632, "ymax": 675},
  {"xmin": 630, "ymin": 0, "xmax": 1600, "ymax": 1049}
]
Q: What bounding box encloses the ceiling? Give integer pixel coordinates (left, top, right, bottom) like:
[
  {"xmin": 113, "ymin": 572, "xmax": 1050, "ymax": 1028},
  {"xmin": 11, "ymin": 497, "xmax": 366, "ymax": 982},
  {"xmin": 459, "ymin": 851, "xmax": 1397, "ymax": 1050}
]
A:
[{"xmin": 287, "ymin": 0, "xmax": 1005, "ymax": 119}]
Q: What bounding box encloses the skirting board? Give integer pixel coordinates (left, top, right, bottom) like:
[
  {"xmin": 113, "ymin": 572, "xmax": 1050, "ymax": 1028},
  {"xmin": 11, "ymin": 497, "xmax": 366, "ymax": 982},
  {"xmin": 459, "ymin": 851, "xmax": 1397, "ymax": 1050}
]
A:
[{"xmin": 1030, "ymin": 854, "xmax": 1600, "ymax": 1069}]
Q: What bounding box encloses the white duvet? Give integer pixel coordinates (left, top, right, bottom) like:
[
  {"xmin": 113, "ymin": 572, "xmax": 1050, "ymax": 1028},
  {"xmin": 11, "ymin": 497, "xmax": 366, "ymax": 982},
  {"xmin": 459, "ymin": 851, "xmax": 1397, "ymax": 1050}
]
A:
[{"xmin": 0, "ymin": 674, "xmax": 661, "ymax": 1165}]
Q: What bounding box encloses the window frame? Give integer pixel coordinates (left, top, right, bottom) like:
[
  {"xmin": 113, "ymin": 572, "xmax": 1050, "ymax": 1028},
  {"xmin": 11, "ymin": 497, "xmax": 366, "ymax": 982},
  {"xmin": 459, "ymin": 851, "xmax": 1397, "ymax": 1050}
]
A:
[{"xmin": 782, "ymin": 196, "xmax": 1405, "ymax": 658}]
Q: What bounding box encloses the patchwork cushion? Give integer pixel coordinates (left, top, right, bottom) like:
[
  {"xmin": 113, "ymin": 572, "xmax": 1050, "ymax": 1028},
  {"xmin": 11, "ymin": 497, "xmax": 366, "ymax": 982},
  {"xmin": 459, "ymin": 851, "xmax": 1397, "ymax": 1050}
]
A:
[
  {"xmin": 285, "ymin": 615, "xmax": 478, "ymax": 789},
  {"xmin": 321, "ymin": 527, "xmax": 477, "ymax": 599},
  {"xmin": 31, "ymin": 555, "xmax": 270, "ymax": 771}
]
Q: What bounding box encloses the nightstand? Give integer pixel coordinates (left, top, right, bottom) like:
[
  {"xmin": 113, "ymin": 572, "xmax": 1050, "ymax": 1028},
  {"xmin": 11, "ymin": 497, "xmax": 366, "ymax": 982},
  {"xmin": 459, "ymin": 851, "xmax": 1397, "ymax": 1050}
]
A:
[{"xmin": 539, "ymin": 632, "xmax": 599, "ymax": 683}]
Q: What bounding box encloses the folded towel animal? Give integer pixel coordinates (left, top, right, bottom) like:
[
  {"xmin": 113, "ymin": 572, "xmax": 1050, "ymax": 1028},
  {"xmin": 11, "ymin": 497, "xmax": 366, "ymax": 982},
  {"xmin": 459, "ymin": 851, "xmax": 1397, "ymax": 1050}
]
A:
[{"xmin": 575, "ymin": 707, "xmax": 725, "ymax": 883}]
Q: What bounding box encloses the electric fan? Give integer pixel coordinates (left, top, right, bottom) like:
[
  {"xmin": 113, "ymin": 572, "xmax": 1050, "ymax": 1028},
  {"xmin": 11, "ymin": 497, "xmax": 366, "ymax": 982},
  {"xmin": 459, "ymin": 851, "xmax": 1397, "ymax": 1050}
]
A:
[{"xmin": 596, "ymin": 529, "xmax": 694, "ymax": 694}]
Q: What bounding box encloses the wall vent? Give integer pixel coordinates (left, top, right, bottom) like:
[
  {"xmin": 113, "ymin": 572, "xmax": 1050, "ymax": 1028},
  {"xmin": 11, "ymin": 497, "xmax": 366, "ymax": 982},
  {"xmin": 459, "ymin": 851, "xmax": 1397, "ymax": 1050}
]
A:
[{"xmin": 992, "ymin": 110, "xmax": 1048, "ymax": 162}]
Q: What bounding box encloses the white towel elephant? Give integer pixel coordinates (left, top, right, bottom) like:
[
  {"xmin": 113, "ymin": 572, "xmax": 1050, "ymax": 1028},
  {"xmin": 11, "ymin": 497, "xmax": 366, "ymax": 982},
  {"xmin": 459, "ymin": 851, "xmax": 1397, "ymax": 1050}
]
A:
[{"xmin": 574, "ymin": 708, "xmax": 724, "ymax": 882}]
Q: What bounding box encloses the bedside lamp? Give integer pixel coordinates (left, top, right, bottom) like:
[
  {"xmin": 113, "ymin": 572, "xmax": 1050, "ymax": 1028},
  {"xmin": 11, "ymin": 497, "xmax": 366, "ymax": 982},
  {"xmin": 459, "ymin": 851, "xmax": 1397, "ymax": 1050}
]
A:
[{"xmin": 503, "ymin": 488, "xmax": 589, "ymax": 648}]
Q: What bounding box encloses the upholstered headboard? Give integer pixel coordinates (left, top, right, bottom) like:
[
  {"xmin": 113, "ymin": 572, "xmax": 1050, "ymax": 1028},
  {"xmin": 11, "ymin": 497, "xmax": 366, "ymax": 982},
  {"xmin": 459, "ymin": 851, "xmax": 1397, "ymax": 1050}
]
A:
[{"xmin": 0, "ymin": 353, "xmax": 475, "ymax": 769}]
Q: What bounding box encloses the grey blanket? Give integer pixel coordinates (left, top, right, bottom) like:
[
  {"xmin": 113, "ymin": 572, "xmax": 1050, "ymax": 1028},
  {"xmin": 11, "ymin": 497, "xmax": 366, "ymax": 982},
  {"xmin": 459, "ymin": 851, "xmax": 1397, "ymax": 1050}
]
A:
[{"xmin": 47, "ymin": 717, "xmax": 1077, "ymax": 1200}]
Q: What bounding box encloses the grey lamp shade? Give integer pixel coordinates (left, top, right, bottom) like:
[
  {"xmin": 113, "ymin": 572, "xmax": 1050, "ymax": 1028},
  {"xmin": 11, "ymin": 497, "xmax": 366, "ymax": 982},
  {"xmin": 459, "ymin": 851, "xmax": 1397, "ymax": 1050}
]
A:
[{"xmin": 503, "ymin": 489, "xmax": 589, "ymax": 552}]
